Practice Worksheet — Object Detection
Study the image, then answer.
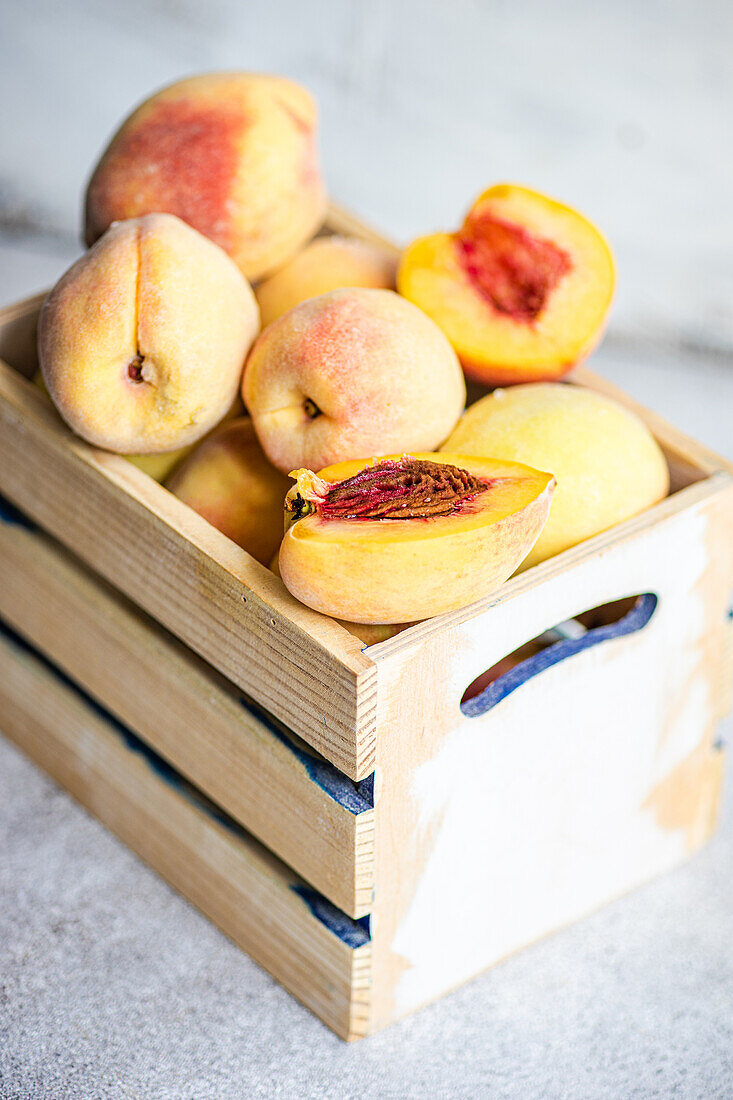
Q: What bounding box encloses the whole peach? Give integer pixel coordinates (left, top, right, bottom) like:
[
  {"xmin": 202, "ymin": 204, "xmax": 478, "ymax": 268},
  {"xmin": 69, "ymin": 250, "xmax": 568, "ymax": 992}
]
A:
[
  {"xmin": 32, "ymin": 368, "xmax": 244, "ymax": 481},
  {"xmin": 167, "ymin": 418, "xmax": 289, "ymax": 564},
  {"xmin": 39, "ymin": 214, "xmax": 259, "ymax": 453},
  {"xmin": 444, "ymin": 382, "xmax": 669, "ymax": 568},
  {"xmin": 84, "ymin": 72, "xmax": 327, "ymax": 281},
  {"xmin": 242, "ymin": 288, "xmax": 466, "ymax": 473},
  {"xmin": 255, "ymin": 235, "xmax": 398, "ymax": 327}
]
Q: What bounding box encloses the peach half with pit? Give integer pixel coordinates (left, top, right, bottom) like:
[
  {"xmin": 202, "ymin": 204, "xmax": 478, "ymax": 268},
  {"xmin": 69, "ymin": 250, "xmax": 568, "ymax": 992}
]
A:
[
  {"xmin": 269, "ymin": 549, "xmax": 407, "ymax": 646},
  {"xmin": 278, "ymin": 453, "xmax": 555, "ymax": 623},
  {"xmin": 255, "ymin": 235, "xmax": 398, "ymax": 327},
  {"xmin": 243, "ymin": 288, "xmax": 466, "ymax": 474},
  {"xmin": 84, "ymin": 72, "xmax": 327, "ymax": 281},
  {"xmin": 397, "ymin": 183, "xmax": 615, "ymax": 385},
  {"xmin": 39, "ymin": 213, "xmax": 259, "ymax": 454},
  {"xmin": 166, "ymin": 418, "xmax": 290, "ymax": 565}
]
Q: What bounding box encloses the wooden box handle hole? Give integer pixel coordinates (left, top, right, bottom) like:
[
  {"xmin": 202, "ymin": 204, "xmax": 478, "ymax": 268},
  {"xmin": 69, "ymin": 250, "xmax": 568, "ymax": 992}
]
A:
[{"xmin": 461, "ymin": 593, "xmax": 658, "ymax": 718}]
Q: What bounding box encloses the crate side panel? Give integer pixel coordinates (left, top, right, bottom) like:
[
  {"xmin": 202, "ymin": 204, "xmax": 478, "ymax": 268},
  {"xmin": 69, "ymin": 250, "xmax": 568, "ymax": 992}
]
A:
[
  {"xmin": 368, "ymin": 477, "xmax": 732, "ymax": 1028},
  {"xmin": 0, "ymin": 628, "xmax": 370, "ymax": 1041},
  {"xmin": 0, "ymin": 503, "xmax": 374, "ymax": 916}
]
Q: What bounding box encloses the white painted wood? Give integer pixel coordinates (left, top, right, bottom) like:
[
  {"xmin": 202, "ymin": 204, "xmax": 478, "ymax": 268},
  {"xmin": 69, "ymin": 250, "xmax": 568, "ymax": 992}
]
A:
[{"xmin": 369, "ymin": 474, "xmax": 732, "ymax": 1027}]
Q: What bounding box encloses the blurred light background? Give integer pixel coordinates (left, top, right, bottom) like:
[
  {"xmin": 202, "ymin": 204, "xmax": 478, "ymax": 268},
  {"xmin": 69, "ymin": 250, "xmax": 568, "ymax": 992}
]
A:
[{"xmin": 0, "ymin": 0, "xmax": 731, "ymax": 446}]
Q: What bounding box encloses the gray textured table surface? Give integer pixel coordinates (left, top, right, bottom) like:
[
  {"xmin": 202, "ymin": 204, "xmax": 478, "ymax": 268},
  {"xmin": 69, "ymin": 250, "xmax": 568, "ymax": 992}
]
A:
[{"xmin": 1, "ymin": 239, "xmax": 732, "ymax": 1099}]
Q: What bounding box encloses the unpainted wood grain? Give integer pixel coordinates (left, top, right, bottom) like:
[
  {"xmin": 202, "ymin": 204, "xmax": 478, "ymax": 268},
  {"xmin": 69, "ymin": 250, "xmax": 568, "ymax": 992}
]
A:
[
  {"xmin": 0, "ymin": 627, "xmax": 371, "ymax": 1042},
  {"xmin": 0, "ymin": 510, "xmax": 375, "ymax": 916}
]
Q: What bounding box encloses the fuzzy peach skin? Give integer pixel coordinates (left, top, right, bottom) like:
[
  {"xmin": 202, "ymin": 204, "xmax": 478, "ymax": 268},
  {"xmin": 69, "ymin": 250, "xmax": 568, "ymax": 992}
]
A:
[
  {"xmin": 279, "ymin": 453, "xmax": 554, "ymax": 623},
  {"xmin": 84, "ymin": 72, "xmax": 327, "ymax": 281},
  {"xmin": 255, "ymin": 235, "xmax": 398, "ymax": 327},
  {"xmin": 243, "ymin": 288, "xmax": 466, "ymax": 473},
  {"xmin": 32, "ymin": 366, "xmax": 191, "ymax": 477},
  {"xmin": 443, "ymin": 383, "xmax": 669, "ymax": 569},
  {"xmin": 166, "ymin": 418, "xmax": 290, "ymax": 564},
  {"xmin": 32, "ymin": 368, "xmax": 243, "ymax": 482},
  {"xmin": 38, "ymin": 214, "xmax": 259, "ymax": 454},
  {"xmin": 124, "ymin": 394, "xmax": 245, "ymax": 480},
  {"xmin": 398, "ymin": 183, "xmax": 616, "ymax": 385},
  {"xmin": 124, "ymin": 446, "xmax": 194, "ymax": 482},
  {"xmin": 269, "ymin": 549, "xmax": 406, "ymax": 646}
]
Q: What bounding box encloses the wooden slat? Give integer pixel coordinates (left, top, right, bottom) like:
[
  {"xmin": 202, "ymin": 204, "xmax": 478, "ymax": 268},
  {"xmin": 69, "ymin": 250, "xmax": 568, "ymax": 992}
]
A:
[
  {"xmin": 0, "ymin": 355, "xmax": 378, "ymax": 779},
  {"xmin": 0, "ymin": 289, "xmax": 44, "ymax": 378},
  {"xmin": 0, "ymin": 498, "xmax": 374, "ymax": 916},
  {"xmin": 0, "ymin": 624, "xmax": 371, "ymax": 1042}
]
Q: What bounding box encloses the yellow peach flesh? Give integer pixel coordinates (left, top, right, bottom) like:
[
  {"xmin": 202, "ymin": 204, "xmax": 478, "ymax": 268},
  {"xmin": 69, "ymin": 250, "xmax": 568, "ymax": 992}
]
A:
[
  {"xmin": 398, "ymin": 183, "xmax": 616, "ymax": 385},
  {"xmin": 279, "ymin": 453, "xmax": 554, "ymax": 623}
]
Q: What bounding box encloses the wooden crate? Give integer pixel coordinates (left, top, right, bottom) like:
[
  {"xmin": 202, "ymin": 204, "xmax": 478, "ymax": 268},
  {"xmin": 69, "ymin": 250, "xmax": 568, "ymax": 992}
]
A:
[{"xmin": 0, "ymin": 209, "xmax": 731, "ymax": 1040}]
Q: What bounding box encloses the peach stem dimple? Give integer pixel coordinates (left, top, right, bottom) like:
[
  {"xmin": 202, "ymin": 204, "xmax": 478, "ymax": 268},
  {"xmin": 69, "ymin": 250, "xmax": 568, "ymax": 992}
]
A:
[
  {"xmin": 127, "ymin": 353, "xmax": 145, "ymax": 383},
  {"xmin": 303, "ymin": 397, "xmax": 321, "ymax": 419}
]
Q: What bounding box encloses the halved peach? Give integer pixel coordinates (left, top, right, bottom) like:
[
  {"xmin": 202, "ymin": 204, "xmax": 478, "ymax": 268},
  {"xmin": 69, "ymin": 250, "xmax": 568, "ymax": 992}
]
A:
[
  {"xmin": 397, "ymin": 184, "xmax": 615, "ymax": 385},
  {"xmin": 269, "ymin": 548, "xmax": 407, "ymax": 646},
  {"xmin": 278, "ymin": 453, "xmax": 554, "ymax": 623}
]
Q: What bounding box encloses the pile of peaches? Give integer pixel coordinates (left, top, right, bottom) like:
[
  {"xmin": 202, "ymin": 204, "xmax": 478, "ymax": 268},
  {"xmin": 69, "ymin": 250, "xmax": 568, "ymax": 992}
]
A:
[{"xmin": 37, "ymin": 72, "xmax": 669, "ymax": 639}]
